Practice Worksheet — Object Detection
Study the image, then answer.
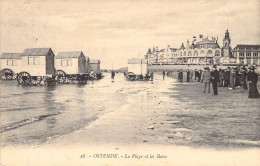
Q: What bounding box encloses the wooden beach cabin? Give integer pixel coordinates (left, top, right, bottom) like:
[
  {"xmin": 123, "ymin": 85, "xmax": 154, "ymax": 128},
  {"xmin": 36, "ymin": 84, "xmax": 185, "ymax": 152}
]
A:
[
  {"xmin": 0, "ymin": 53, "xmax": 22, "ymax": 79},
  {"xmin": 89, "ymin": 59, "xmax": 101, "ymax": 74},
  {"xmin": 55, "ymin": 51, "xmax": 88, "ymax": 75},
  {"xmin": 20, "ymin": 48, "xmax": 55, "ymax": 76},
  {"xmin": 127, "ymin": 58, "xmax": 148, "ymax": 75}
]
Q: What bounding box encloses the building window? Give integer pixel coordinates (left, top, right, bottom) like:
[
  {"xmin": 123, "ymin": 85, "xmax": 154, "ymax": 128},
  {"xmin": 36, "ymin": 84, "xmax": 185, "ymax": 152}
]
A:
[
  {"xmin": 207, "ymin": 50, "xmax": 213, "ymax": 55},
  {"xmin": 13, "ymin": 60, "xmax": 18, "ymax": 66},
  {"xmin": 200, "ymin": 50, "xmax": 205, "ymax": 54},
  {"xmin": 215, "ymin": 50, "xmax": 220, "ymax": 56},
  {"xmin": 28, "ymin": 57, "xmax": 39, "ymax": 65},
  {"xmin": 7, "ymin": 60, "xmax": 13, "ymax": 66},
  {"xmin": 188, "ymin": 51, "xmax": 192, "ymax": 56},
  {"xmin": 61, "ymin": 59, "xmax": 72, "ymax": 66},
  {"xmin": 194, "ymin": 50, "xmax": 198, "ymax": 56},
  {"xmin": 68, "ymin": 60, "xmax": 72, "ymax": 66},
  {"xmin": 7, "ymin": 60, "xmax": 18, "ymax": 66},
  {"xmin": 246, "ymin": 58, "xmax": 250, "ymax": 64},
  {"xmin": 253, "ymin": 58, "xmax": 258, "ymax": 65},
  {"xmin": 239, "ymin": 52, "xmax": 244, "ymax": 57},
  {"xmin": 61, "ymin": 60, "xmax": 67, "ymax": 66},
  {"xmin": 246, "ymin": 52, "xmax": 251, "ymax": 57},
  {"xmin": 253, "ymin": 52, "xmax": 258, "ymax": 57},
  {"xmin": 233, "ymin": 52, "xmax": 237, "ymax": 58}
]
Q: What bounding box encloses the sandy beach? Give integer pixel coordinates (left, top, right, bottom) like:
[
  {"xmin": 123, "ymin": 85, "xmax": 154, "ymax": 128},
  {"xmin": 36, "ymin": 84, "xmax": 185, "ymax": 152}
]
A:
[{"xmin": 1, "ymin": 73, "xmax": 260, "ymax": 166}]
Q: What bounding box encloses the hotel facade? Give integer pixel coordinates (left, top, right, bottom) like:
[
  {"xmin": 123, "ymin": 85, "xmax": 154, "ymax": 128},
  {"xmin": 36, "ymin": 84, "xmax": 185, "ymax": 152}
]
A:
[{"xmin": 145, "ymin": 30, "xmax": 260, "ymax": 66}]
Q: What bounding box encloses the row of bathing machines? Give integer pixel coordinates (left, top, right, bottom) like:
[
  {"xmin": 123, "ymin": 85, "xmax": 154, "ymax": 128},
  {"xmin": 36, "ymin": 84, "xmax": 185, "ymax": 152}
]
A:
[{"xmin": 0, "ymin": 48, "xmax": 102, "ymax": 85}]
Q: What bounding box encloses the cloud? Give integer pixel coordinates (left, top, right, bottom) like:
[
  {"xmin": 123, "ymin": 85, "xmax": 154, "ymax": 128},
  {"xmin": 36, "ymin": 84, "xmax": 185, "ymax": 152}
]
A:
[{"xmin": 0, "ymin": 0, "xmax": 259, "ymax": 69}]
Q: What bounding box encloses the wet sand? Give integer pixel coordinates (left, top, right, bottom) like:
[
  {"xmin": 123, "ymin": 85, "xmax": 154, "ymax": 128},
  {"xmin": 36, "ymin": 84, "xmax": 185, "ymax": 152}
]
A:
[{"xmin": 1, "ymin": 73, "xmax": 260, "ymax": 166}]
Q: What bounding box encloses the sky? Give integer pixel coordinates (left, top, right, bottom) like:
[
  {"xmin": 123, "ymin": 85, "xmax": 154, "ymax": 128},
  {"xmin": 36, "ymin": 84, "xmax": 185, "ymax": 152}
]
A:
[{"xmin": 0, "ymin": 0, "xmax": 259, "ymax": 69}]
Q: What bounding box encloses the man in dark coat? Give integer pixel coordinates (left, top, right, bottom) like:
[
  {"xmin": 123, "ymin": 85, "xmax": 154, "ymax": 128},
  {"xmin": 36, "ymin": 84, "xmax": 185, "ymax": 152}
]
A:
[
  {"xmin": 194, "ymin": 69, "xmax": 198, "ymax": 80},
  {"xmin": 150, "ymin": 72, "xmax": 154, "ymax": 81},
  {"xmin": 211, "ymin": 65, "xmax": 220, "ymax": 95},
  {"xmin": 241, "ymin": 67, "xmax": 248, "ymax": 90},
  {"xmin": 186, "ymin": 69, "xmax": 190, "ymax": 82},
  {"xmin": 235, "ymin": 67, "xmax": 241, "ymax": 87},
  {"xmin": 177, "ymin": 70, "xmax": 180, "ymax": 82},
  {"xmin": 111, "ymin": 70, "xmax": 115, "ymax": 80},
  {"xmin": 179, "ymin": 69, "xmax": 183, "ymax": 82},
  {"xmin": 163, "ymin": 71, "xmax": 165, "ymax": 80},
  {"xmin": 224, "ymin": 67, "xmax": 230, "ymax": 87},
  {"xmin": 248, "ymin": 66, "xmax": 260, "ymax": 98}
]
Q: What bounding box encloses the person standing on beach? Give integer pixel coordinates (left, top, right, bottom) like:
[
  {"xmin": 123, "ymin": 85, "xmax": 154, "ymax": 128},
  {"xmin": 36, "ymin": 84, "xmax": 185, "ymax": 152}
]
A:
[
  {"xmin": 190, "ymin": 70, "xmax": 193, "ymax": 82},
  {"xmin": 198, "ymin": 69, "xmax": 202, "ymax": 82},
  {"xmin": 163, "ymin": 71, "xmax": 165, "ymax": 80},
  {"xmin": 186, "ymin": 69, "xmax": 190, "ymax": 82},
  {"xmin": 201, "ymin": 67, "xmax": 211, "ymax": 93},
  {"xmin": 90, "ymin": 69, "xmax": 94, "ymax": 83},
  {"xmin": 211, "ymin": 65, "xmax": 220, "ymax": 95},
  {"xmin": 180, "ymin": 69, "xmax": 183, "ymax": 82},
  {"xmin": 218, "ymin": 68, "xmax": 223, "ymax": 87},
  {"xmin": 224, "ymin": 68, "xmax": 230, "ymax": 87},
  {"xmin": 194, "ymin": 69, "xmax": 198, "ymax": 80},
  {"xmin": 235, "ymin": 67, "xmax": 241, "ymax": 87},
  {"xmin": 229, "ymin": 68, "xmax": 236, "ymax": 90},
  {"xmin": 248, "ymin": 66, "xmax": 260, "ymax": 98},
  {"xmin": 241, "ymin": 67, "xmax": 248, "ymax": 90},
  {"xmin": 150, "ymin": 72, "xmax": 154, "ymax": 81},
  {"xmin": 111, "ymin": 70, "xmax": 115, "ymax": 81},
  {"xmin": 177, "ymin": 70, "xmax": 180, "ymax": 82}
]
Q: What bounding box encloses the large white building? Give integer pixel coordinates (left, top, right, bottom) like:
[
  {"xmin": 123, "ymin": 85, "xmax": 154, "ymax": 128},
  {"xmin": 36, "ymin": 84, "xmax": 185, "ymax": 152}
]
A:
[
  {"xmin": 144, "ymin": 30, "xmax": 260, "ymax": 66},
  {"xmin": 176, "ymin": 36, "xmax": 221, "ymax": 65},
  {"xmin": 145, "ymin": 45, "xmax": 177, "ymax": 64},
  {"xmin": 233, "ymin": 45, "xmax": 260, "ymax": 66}
]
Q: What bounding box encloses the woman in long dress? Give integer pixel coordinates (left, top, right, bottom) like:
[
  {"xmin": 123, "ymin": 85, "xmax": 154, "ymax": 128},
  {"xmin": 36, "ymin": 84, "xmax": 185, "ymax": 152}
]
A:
[{"xmin": 248, "ymin": 66, "xmax": 260, "ymax": 98}]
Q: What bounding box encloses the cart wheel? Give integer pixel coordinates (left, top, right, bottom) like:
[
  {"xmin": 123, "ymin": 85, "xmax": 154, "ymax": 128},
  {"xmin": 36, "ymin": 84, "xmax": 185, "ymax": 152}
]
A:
[
  {"xmin": 0, "ymin": 69, "xmax": 13, "ymax": 80},
  {"xmin": 12, "ymin": 74, "xmax": 18, "ymax": 80},
  {"xmin": 55, "ymin": 70, "xmax": 67, "ymax": 84},
  {"xmin": 17, "ymin": 72, "xmax": 31, "ymax": 85},
  {"xmin": 70, "ymin": 75, "xmax": 77, "ymax": 84},
  {"xmin": 31, "ymin": 76, "xmax": 42, "ymax": 85}
]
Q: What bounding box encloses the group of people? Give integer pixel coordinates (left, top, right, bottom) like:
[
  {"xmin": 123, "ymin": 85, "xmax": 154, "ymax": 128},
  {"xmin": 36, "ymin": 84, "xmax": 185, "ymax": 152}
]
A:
[
  {"xmin": 177, "ymin": 65, "xmax": 260, "ymax": 98},
  {"xmin": 177, "ymin": 69, "xmax": 203, "ymax": 82}
]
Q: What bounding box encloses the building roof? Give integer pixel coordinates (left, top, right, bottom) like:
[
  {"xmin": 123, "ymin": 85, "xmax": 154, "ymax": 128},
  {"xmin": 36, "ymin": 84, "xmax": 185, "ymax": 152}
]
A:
[
  {"xmin": 170, "ymin": 48, "xmax": 177, "ymax": 51},
  {"xmin": 195, "ymin": 38, "xmax": 217, "ymax": 45},
  {"xmin": 89, "ymin": 59, "xmax": 100, "ymax": 64},
  {"xmin": 146, "ymin": 48, "xmax": 152, "ymax": 54},
  {"xmin": 0, "ymin": 53, "xmax": 22, "ymax": 59},
  {"xmin": 180, "ymin": 43, "xmax": 185, "ymax": 50},
  {"xmin": 128, "ymin": 58, "xmax": 148, "ymax": 64},
  {"xmin": 55, "ymin": 51, "xmax": 84, "ymax": 59},
  {"xmin": 234, "ymin": 45, "xmax": 260, "ymax": 50},
  {"xmin": 22, "ymin": 48, "xmax": 52, "ymax": 56}
]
